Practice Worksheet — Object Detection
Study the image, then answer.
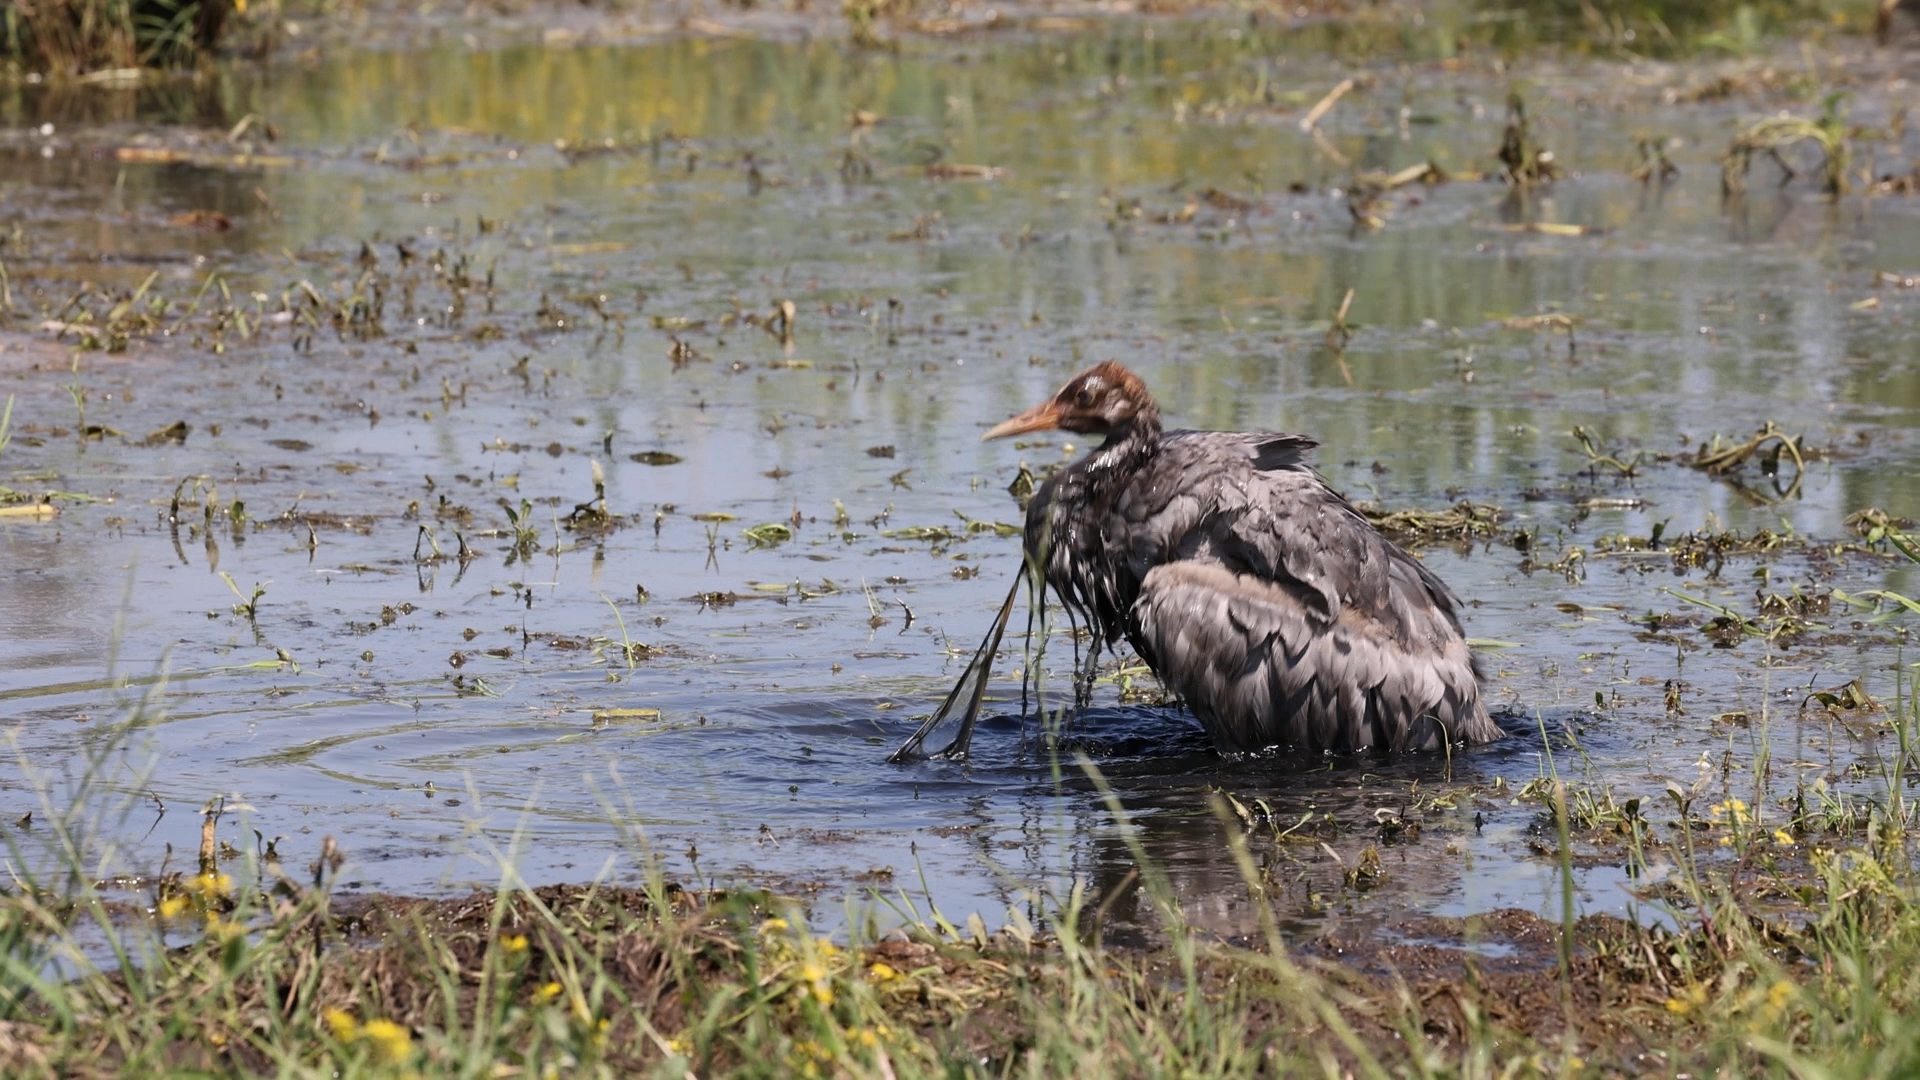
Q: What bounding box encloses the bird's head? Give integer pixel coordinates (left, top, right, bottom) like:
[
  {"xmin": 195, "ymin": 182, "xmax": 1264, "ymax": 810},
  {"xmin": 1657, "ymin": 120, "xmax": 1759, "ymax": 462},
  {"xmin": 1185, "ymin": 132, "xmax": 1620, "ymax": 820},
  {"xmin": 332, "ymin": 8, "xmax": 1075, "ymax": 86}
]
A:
[{"xmin": 983, "ymin": 361, "xmax": 1158, "ymax": 441}]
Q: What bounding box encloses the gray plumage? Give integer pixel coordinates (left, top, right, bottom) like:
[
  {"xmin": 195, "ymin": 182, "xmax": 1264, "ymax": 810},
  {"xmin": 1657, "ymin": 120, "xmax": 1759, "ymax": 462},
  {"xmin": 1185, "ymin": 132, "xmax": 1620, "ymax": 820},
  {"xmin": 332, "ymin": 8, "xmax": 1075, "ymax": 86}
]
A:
[
  {"xmin": 1018, "ymin": 363, "xmax": 1499, "ymax": 755},
  {"xmin": 888, "ymin": 361, "xmax": 1499, "ymax": 763}
]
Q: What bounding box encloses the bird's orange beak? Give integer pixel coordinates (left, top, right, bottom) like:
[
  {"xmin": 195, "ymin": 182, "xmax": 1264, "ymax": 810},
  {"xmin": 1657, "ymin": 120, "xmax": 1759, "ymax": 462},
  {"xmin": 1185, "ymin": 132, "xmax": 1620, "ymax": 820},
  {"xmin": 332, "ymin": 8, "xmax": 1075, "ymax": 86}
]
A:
[{"xmin": 982, "ymin": 399, "xmax": 1064, "ymax": 441}]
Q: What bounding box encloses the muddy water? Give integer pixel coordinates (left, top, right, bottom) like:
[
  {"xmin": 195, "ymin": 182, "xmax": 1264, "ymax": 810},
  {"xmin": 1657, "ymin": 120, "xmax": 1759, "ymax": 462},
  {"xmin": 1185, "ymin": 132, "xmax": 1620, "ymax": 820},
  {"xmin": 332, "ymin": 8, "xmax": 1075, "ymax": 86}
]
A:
[{"xmin": 2, "ymin": 20, "xmax": 1918, "ymax": 938}]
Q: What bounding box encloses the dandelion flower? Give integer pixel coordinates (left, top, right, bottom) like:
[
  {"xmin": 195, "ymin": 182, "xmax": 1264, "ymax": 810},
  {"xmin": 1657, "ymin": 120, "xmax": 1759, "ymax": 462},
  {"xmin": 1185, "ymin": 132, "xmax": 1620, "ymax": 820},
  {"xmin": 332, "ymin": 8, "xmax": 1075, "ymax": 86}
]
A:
[
  {"xmin": 1665, "ymin": 984, "xmax": 1709, "ymax": 1016},
  {"xmin": 184, "ymin": 871, "xmax": 234, "ymax": 899},
  {"xmin": 323, "ymin": 1008, "xmax": 359, "ymax": 1041},
  {"xmin": 360, "ymin": 1018, "xmax": 412, "ymax": 1063},
  {"xmin": 799, "ymin": 962, "xmax": 834, "ymax": 1005}
]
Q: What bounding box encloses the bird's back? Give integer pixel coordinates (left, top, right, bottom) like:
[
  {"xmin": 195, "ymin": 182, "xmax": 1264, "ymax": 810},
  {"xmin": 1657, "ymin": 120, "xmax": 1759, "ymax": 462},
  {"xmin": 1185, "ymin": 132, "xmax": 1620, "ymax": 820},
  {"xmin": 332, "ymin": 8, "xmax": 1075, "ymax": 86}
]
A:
[{"xmin": 1088, "ymin": 430, "xmax": 1497, "ymax": 753}]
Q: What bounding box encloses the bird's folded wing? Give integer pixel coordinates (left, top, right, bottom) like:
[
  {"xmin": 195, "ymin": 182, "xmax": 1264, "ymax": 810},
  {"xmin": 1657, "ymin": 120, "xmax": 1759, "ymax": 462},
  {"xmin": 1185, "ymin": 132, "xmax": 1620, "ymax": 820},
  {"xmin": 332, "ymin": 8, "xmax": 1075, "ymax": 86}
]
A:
[{"xmin": 1132, "ymin": 561, "xmax": 1483, "ymax": 752}]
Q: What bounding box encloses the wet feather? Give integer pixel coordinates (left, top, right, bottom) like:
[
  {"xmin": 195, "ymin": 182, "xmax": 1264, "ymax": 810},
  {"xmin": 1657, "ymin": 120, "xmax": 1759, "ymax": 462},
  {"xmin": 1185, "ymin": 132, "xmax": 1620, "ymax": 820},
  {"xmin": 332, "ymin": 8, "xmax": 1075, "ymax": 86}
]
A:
[{"xmin": 1017, "ymin": 366, "xmax": 1499, "ymax": 755}]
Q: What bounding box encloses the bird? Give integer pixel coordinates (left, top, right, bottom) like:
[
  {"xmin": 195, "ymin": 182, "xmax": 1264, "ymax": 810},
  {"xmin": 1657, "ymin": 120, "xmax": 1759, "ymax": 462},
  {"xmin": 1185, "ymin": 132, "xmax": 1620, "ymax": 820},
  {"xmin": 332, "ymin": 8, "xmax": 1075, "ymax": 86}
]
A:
[{"xmin": 891, "ymin": 361, "xmax": 1501, "ymax": 762}]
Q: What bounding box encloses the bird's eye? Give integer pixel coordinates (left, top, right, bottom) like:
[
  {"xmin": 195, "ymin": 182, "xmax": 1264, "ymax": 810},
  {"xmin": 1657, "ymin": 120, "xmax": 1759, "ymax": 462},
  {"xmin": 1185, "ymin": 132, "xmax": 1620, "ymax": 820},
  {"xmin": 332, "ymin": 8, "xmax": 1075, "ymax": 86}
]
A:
[{"xmin": 1074, "ymin": 388, "xmax": 1094, "ymax": 407}]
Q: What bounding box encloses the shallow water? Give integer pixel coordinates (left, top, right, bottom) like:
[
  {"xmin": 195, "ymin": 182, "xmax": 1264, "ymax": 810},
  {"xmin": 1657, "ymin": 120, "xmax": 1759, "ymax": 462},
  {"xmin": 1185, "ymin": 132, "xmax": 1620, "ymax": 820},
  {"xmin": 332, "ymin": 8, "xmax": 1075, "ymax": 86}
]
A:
[{"xmin": 2, "ymin": 17, "xmax": 1918, "ymax": 938}]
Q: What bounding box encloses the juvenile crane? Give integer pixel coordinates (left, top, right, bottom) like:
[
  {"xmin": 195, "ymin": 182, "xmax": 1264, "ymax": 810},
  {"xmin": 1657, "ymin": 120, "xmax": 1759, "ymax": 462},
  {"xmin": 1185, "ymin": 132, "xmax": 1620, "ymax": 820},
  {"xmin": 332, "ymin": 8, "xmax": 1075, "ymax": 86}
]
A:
[{"xmin": 891, "ymin": 361, "xmax": 1501, "ymax": 761}]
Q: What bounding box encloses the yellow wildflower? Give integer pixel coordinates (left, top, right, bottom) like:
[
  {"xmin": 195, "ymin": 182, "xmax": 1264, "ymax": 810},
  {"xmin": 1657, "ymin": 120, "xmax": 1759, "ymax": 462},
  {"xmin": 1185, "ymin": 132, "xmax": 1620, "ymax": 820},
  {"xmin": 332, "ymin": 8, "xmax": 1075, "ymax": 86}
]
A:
[
  {"xmin": 183, "ymin": 871, "xmax": 234, "ymax": 899},
  {"xmin": 1773, "ymin": 829, "xmax": 1795, "ymax": 846},
  {"xmin": 203, "ymin": 912, "xmax": 247, "ymax": 941},
  {"xmin": 158, "ymin": 895, "xmax": 188, "ymax": 920},
  {"xmin": 1665, "ymin": 983, "xmax": 1709, "ymax": 1016},
  {"xmin": 536, "ymin": 982, "xmax": 562, "ymax": 1002},
  {"xmin": 868, "ymin": 961, "xmax": 900, "ymax": 982},
  {"xmin": 759, "ymin": 917, "xmax": 789, "ymax": 934},
  {"xmin": 501, "ymin": 933, "xmax": 528, "ymax": 953},
  {"xmin": 324, "ymin": 1008, "xmax": 359, "ymax": 1040},
  {"xmin": 360, "ymin": 1018, "xmax": 413, "ymax": 1063},
  {"xmin": 1767, "ymin": 980, "xmax": 1794, "ymax": 1013},
  {"xmin": 799, "ymin": 961, "xmax": 834, "ymax": 1005}
]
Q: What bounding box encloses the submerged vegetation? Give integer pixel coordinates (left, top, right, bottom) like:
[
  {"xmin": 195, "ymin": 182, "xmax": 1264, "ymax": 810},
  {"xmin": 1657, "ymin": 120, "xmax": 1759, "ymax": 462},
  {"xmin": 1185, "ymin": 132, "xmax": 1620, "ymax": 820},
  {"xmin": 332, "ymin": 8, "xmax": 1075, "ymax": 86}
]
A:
[{"xmin": 1722, "ymin": 94, "xmax": 1855, "ymax": 197}]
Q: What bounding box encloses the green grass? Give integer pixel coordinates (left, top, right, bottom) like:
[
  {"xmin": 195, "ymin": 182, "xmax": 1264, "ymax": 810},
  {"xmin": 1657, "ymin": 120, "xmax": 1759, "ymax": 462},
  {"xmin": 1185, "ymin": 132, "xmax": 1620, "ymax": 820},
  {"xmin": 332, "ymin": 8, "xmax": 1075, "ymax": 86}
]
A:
[{"xmin": 2, "ymin": 0, "xmax": 235, "ymax": 75}]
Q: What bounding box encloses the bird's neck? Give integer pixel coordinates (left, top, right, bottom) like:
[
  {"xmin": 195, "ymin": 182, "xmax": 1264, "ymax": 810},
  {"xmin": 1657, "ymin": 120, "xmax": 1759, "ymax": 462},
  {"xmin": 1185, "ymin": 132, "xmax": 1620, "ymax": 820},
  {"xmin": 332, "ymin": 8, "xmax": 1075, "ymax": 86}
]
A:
[{"xmin": 1080, "ymin": 408, "xmax": 1161, "ymax": 496}]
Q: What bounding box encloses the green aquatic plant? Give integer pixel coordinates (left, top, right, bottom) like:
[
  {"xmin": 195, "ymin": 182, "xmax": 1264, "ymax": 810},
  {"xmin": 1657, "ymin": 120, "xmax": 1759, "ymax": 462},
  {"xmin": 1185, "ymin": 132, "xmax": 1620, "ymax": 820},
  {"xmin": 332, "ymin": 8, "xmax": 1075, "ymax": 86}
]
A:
[
  {"xmin": 1723, "ymin": 93, "xmax": 1853, "ymax": 197},
  {"xmin": 600, "ymin": 594, "xmax": 646, "ymax": 672},
  {"xmin": 1496, "ymin": 89, "xmax": 1563, "ymax": 187},
  {"xmin": 1632, "ymin": 135, "xmax": 1682, "ymax": 183},
  {"xmin": 217, "ymin": 571, "xmax": 264, "ymax": 621},
  {"xmin": 843, "ymin": 0, "xmax": 911, "ymax": 50},
  {"xmin": 503, "ymin": 498, "xmax": 539, "ymax": 556},
  {"xmin": 1356, "ymin": 499, "xmax": 1505, "ymax": 543},
  {"xmin": 1571, "ymin": 425, "xmax": 1645, "ymax": 477},
  {"xmin": 742, "ymin": 521, "xmax": 794, "ymax": 548},
  {"xmin": 1851, "ymin": 508, "xmax": 1920, "ymax": 564}
]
